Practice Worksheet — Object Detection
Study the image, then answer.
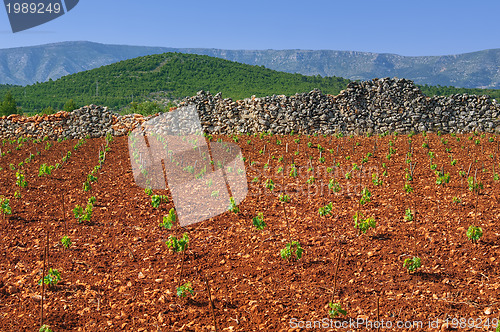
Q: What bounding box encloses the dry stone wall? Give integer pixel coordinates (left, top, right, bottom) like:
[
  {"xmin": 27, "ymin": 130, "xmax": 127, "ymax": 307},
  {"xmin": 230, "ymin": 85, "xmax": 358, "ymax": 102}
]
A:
[
  {"xmin": 182, "ymin": 77, "xmax": 500, "ymax": 135},
  {"xmin": 1, "ymin": 77, "xmax": 499, "ymax": 139},
  {"xmin": 0, "ymin": 105, "xmax": 153, "ymax": 140}
]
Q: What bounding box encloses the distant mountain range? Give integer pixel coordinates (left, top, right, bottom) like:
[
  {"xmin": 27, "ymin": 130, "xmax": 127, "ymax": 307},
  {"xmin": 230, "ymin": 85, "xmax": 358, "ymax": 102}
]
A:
[{"xmin": 1, "ymin": 41, "xmax": 500, "ymax": 89}]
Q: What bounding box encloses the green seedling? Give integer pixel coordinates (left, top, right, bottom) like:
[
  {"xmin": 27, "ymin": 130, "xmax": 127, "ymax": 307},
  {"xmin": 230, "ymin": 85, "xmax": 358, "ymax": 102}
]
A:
[
  {"xmin": 467, "ymin": 176, "xmax": 483, "ymax": 192},
  {"xmin": 280, "ymin": 241, "xmax": 303, "ymax": 260},
  {"xmin": 0, "ymin": 196, "xmax": 12, "ymax": 218},
  {"xmin": 328, "ymin": 302, "xmax": 347, "ymax": 318},
  {"xmin": 404, "ymin": 169, "xmax": 413, "ymax": 181},
  {"xmin": 328, "ymin": 179, "xmax": 341, "ymax": 193},
  {"xmin": 466, "ymin": 225, "xmax": 483, "ymax": 243},
  {"xmin": 403, "ymin": 256, "xmax": 421, "ymax": 273},
  {"xmin": 13, "ymin": 191, "xmax": 21, "ymax": 199},
  {"xmin": 73, "ymin": 202, "xmax": 93, "ymax": 223},
  {"xmin": 38, "ymin": 163, "xmax": 54, "ymax": 177},
  {"xmin": 359, "ymin": 188, "xmax": 371, "ymax": 205},
  {"xmin": 61, "ymin": 151, "xmax": 72, "ymax": 163},
  {"xmin": 404, "ymin": 208, "xmax": 413, "ymax": 221},
  {"xmin": 61, "ymin": 235, "xmax": 72, "ymax": 249},
  {"xmin": 39, "ymin": 324, "xmax": 54, "ymax": 332},
  {"xmin": 405, "ymin": 153, "xmax": 412, "ymax": 164},
  {"xmin": 183, "ymin": 165, "xmax": 195, "ymax": 174},
  {"xmin": 211, "ymin": 190, "xmax": 219, "ymax": 197},
  {"xmin": 228, "ymin": 197, "xmax": 239, "ymax": 214},
  {"xmin": 252, "ymin": 177, "xmax": 259, "ymax": 183},
  {"xmin": 404, "ymin": 183, "xmax": 413, "ymax": 193},
  {"xmin": 372, "ymin": 173, "xmax": 383, "ymax": 186},
  {"xmin": 166, "ymin": 233, "xmax": 189, "ymax": 252},
  {"xmin": 87, "ymin": 173, "xmax": 98, "ymax": 183},
  {"xmin": 25, "ymin": 153, "xmax": 35, "ymax": 163},
  {"xmin": 82, "ymin": 180, "xmax": 91, "ymax": 192},
  {"xmin": 252, "ymin": 212, "xmax": 266, "ymax": 230},
  {"xmin": 151, "ymin": 194, "xmax": 169, "ymax": 208},
  {"xmin": 306, "ymin": 175, "xmax": 315, "ymax": 184},
  {"xmin": 38, "ymin": 268, "xmax": 61, "ymax": 288},
  {"xmin": 98, "ymin": 150, "xmax": 106, "ymax": 164},
  {"xmin": 435, "ymin": 171, "xmax": 450, "ymax": 185},
  {"xmin": 190, "ymin": 162, "xmax": 206, "ymax": 177},
  {"xmin": 15, "ymin": 171, "xmax": 27, "ymax": 188},
  {"xmin": 452, "ymin": 196, "xmax": 461, "ymax": 204},
  {"xmin": 73, "ymin": 139, "xmax": 86, "ymax": 150},
  {"xmin": 264, "ymin": 178, "xmax": 275, "ymax": 191},
  {"xmin": 278, "ymin": 194, "xmax": 290, "ymax": 203},
  {"xmin": 145, "ymin": 187, "xmax": 153, "ymax": 196},
  {"xmin": 353, "ymin": 212, "xmax": 376, "ymax": 234},
  {"xmin": 160, "ymin": 208, "xmax": 177, "ymax": 229},
  {"xmin": 318, "ymin": 202, "xmax": 333, "ymax": 217}
]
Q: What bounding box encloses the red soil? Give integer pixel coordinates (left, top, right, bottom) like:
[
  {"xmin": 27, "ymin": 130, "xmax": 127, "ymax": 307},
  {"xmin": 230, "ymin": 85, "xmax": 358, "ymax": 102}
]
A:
[{"xmin": 0, "ymin": 132, "xmax": 499, "ymax": 331}]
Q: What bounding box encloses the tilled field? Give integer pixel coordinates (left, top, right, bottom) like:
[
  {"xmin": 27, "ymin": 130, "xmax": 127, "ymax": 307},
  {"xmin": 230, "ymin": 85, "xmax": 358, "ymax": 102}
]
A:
[{"xmin": 0, "ymin": 132, "xmax": 499, "ymax": 331}]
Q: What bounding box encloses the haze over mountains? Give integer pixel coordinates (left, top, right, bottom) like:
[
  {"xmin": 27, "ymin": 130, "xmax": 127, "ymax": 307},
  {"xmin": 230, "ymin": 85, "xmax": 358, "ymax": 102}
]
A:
[{"xmin": 1, "ymin": 41, "xmax": 500, "ymax": 89}]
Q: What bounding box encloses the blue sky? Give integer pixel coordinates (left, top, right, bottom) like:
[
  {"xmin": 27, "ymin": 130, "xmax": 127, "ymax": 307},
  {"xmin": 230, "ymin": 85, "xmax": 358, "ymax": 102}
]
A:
[{"xmin": 1, "ymin": 0, "xmax": 499, "ymax": 56}]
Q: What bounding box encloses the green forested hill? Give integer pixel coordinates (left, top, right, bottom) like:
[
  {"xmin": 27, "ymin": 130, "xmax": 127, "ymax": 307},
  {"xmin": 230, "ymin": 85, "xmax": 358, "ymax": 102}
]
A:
[
  {"xmin": 0, "ymin": 52, "xmax": 499, "ymax": 114},
  {"xmin": 418, "ymin": 84, "xmax": 500, "ymax": 100},
  {"xmin": 0, "ymin": 52, "xmax": 350, "ymax": 113}
]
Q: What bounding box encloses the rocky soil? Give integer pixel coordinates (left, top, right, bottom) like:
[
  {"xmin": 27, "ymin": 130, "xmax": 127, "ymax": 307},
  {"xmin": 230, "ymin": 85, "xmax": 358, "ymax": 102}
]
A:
[{"xmin": 0, "ymin": 132, "xmax": 499, "ymax": 331}]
